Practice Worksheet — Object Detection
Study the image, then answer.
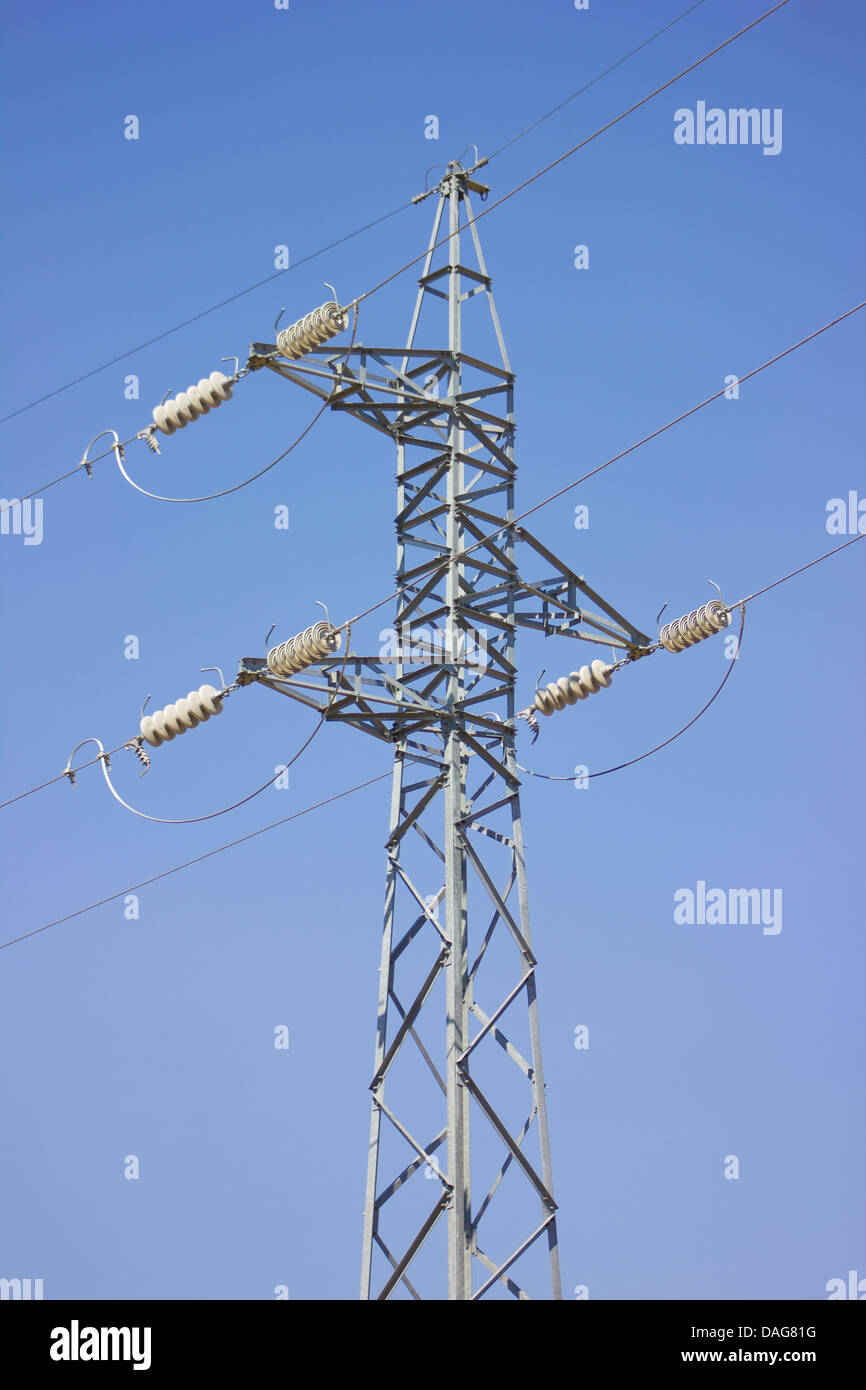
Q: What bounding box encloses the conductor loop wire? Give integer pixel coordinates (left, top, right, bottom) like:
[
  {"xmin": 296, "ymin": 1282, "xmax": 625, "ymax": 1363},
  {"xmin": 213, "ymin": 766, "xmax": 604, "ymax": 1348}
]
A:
[
  {"xmin": 78, "ymin": 429, "xmax": 126, "ymax": 478},
  {"xmin": 5, "ymin": 531, "xmax": 860, "ymax": 816},
  {"xmin": 114, "ymin": 305, "xmax": 359, "ymax": 505},
  {"xmin": 1, "ymin": 1, "xmax": 799, "ymax": 510},
  {"xmin": 62, "ymin": 738, "xmax": 113, "ymax": 786},
  {"xmin": 0, "ymin": 0, "xmax": 717, "ymax": 431},
  {"xmin": 89, "ymin": 627, "xmax": 353, "ymax": 825},
  {"xmin": 517, "ymin": 604, "xmax": 746, "ymax": 782},
  {"xmin": 350, "ymin": 1, "xmax": 794, "ymax": 309}
]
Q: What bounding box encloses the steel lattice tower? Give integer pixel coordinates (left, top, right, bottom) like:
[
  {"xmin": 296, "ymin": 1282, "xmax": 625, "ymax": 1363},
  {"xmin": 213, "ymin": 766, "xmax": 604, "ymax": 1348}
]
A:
[{"xmin": 244, "ymin": 159, "xmax": 650, "ymax": 1298}]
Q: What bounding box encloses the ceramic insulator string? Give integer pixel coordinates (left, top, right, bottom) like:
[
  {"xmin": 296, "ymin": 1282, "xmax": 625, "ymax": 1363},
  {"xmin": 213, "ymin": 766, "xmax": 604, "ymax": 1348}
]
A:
[
  {"xmin": 140, "ymin": 685, "xmax": 224, "ymax": 747},
  {"xmin": 151, "ymin": 372, "xmax": 234, "ymax": 435},
  {"xmin": 659, "ymin": 599, "xmax": 730, "ymax": 653},
  {"xmin": 267, "ymin": 621, "xmax": 341, "ymax": 678},
  {"xmin": 534, "ymin": 660, "xmax": 613, "ymax": 716},
  {"xmin": 276, "ymin": 302, "xmax": 349, "ymax": 360}
]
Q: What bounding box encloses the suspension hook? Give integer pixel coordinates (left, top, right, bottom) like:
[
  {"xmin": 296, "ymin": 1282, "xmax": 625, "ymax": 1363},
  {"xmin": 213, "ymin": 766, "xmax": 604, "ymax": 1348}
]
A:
[
  {"xmin": 79, "ymin": 429, "xmax": 124, "ymax": 479},
  {"xmin": 201, "ymin": 665, "xmax": 227, "ymax": 692},
  {"xmin": 62, "ymin": 736, "xmax": 109, "ymax": 785}
]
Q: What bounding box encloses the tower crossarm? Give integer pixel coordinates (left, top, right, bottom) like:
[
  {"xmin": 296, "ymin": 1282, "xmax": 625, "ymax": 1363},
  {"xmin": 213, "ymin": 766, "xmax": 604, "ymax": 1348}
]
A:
[{"xmin": 240, "ymin": 159, "xmax": 671, "ymax": 1297}]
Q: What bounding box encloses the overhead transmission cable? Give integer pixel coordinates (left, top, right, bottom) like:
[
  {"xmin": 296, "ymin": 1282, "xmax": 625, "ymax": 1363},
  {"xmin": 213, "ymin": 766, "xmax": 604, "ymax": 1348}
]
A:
[
  {"xmin": 0, "ymin": 310, "xmax": 359, "ymax": 516},
  {"xmin": 516, "ymin": 532, "xmax": 866, "ymax": 782},
  {"xmin": 2, "ymin": 536, "xmax": 862, "ymax": 815},
  {"xmin": 0, "ymin": 0, "xmax": 712, "ymax": 431},
  {"xmin": 2, "ymin": 293, "xmax": 862, "ymax": 815},
  {"xmin": 1, "ymin": 536, "xmax": 861, "ymax": 940},
  {"xmin": 517, "ymin": 605, "xmax": 746, "ymax": 782},
  {"xmin": 0, "ymin": 6, "xmax": 849, "ymax": 856},
  {"xmin": 350, "ymin": 0, "xmax": 794, "ymax": 308},
  {"xmin": 1, "ymin": 0, "xmax": 797, "ymax": 518},
  {"xmin": 0, "ymin": 770, "xmax": 393, "ymax": 954},
  {"xmin": 0, "ymin": 203, "xmax": 409, "ymax": 427},
  {"xmin": 3, "ymin": 529, "xmax": 861, "ymax": 952},
  {"xmin": 94, "ymin": 624, "xmax": 353, "ymax": 823},
  {"xmin": 337, "ymin": 302, "xmax": 866, "ymax": 635},
  {"xmin": 0, "ymin": 615, "xmax": 353, "ymax": 818},
  {"xmin": 113, "ymin": 307, "xmax": 359, "ymax": 504},
  {"xmin": 486, "ymin": 0, "xmax": 709, "ymax": 160},
  {"xmin": 0, "ymin": 741, "xmax": 130, "ymax": 810},
  {"xmin": 0, "ymin": 433, "xmax": 139, "ymax": 515}
]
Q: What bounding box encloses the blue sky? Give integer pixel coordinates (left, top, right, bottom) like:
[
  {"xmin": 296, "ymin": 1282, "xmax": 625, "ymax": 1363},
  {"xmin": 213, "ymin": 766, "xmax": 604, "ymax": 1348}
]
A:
[{"xmin": 1, "ymin": 0, "xmax": 863, "ymax": 1300}]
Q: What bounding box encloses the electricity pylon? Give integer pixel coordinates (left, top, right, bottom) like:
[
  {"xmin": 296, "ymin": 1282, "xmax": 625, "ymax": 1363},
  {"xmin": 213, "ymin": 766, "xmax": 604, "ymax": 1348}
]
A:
[{"xmin": 243, "ymin": 159, "xmax": 651, "ymax": 1299}]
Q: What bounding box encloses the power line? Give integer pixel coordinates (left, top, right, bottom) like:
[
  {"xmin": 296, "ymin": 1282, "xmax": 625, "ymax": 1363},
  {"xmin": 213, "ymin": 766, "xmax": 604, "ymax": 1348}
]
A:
[
  {"xmin": 0, "ymin": 742, "xmax": 129, "ymax": 810},
  {"xmin": 1, "ymin": 626, "xmax": 354, "ymax": 819},
  {"xmin": 1, "ymin": 0, "xmax": 853, "ymax": 952},
  {"xmin": 0, "ymin": 0, "xmax": 718, "ymax": 432},
  {"xmin": 114, "ymin": 401, "xmax": 330, "ymax": 505},
  {"xmin": 341, "ymin": 301, "xmax": 866, "ymax": 632},
  {"xmin": 518, "ymin": 605, "xmax": 746, "ymax": 783},
  {"xmin": 0, "ymin": 310, "xmax": 356, "ymax": 517},
  {"xmin": 0, "ymin": 771, "xmax": 392, "ymax": 953},
  {"xmin": 352, "ymin": 0, "xmax": 793, "ymax": 307},
  {"xmin": 4, "ymin": 529, "xmax": 861, "ymax": 946},
  {"xmin": 93, "ymin": 625, "xmax": 353, "ymax": 823},
  {"xmin": 486, "ymin": 0, "xmax": 709, "ymax": 161},
  {"xmin": 730, "ymin": 532, "xmax": 866, "ymax": 606},
  {"xmin": 0, "ymin": 402, "xmax": 313, "ymax": 519},
  {"xmin": 517, "ymin": 533, "xmax": 866, "ymax": 783},
  {"xmin": 0, "ymin": 202, "xmax": 411, "ymax": 428},
  {"xmin": 95, "ymin": 710, "xmax": 319, "ymax": 825},
  {"xmin": 3, "ymin": 315, "xmax": 862, "ymax": 816},
  {"xmin": 1, "ymin": 1, "xmax": 794, "ymax": 520},
  {"xmin": 0, "ymin": 433, "xmax": 138, "ymax": 518},
  {"xmin": 112, "ymin": 307, "xmax": 359, "ymax": 504}
]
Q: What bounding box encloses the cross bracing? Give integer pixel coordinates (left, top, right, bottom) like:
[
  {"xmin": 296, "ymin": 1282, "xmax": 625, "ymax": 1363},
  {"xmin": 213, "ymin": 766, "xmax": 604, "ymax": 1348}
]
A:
[{"xmin": 244, "ymin": 160, "xmax": 650, "ymax": 1298}]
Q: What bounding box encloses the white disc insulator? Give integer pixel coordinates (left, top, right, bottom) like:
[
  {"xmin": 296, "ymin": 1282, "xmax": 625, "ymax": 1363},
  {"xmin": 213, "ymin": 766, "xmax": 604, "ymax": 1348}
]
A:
[
  {"xmin": 591, "ymin": 659, "xmax": 612, "ymax": 688},
  {"xmin": 184, "ymin": 689, "xmax": 208, "ymax": 722},
  {"xmin": 161, "ymin": 703, "xmax": 183, "ymax": 736},
  {"xmin": 577, "ymin": 664, "xmax": 599, "ymax": 694},
  {"xmin": 172, "ymin": 697, "xmax": 198, "ymax": 730},
  {"xmin": 152, "ymin": 404, "xmax": 176, "ymax": 435},
  {"xmin": 151, "ymin": 709, "xmax": 176, "ymax": 741},
  {"xmin": 140, "ymin": 714, "xmax": 163, "ymax": 747},
  {"xmin": 151, "ymin": 370, "xmax": 234, "ymax": 435},
  {"xmin": 557, "ymin": 675, "xmax": 577, "ymax": 706},
  {"xmin": 198, "ymin": 684, "xmax": 222, "ymax": 714},
  {"xmin": 209, "ymin": 371, "xmax": 232, "ymax": 401}
]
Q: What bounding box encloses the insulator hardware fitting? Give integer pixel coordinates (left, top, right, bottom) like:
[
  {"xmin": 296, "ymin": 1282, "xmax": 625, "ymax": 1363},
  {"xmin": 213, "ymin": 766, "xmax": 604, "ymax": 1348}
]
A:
[
  {"xmin": 266, "ymin": 621, "xmax": 342, "ymax": 678},
  {"xmin": 276, "ymin": 301, "xmax": 348, "ymax": 360},
  {"xmin": 534, "ymin": 659, "xmax": 613, "ymax": 716},
  {"xmin": 151, "ymin": 371, "xmax": 234, "ymax": 435},
  {"xmin": 140, "ymin": 684, "xmax": 224, "ymax": 747},
  {"xmin": 659, "ymin": 599, "xmax": 730, "ymax": 653}
]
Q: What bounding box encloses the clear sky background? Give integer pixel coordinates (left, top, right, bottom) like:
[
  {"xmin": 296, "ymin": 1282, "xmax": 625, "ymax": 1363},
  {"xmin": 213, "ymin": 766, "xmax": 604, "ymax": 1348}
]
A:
[{"xmin": 1, "ymin": 0, "xmax": 863, "ymax": 1301}]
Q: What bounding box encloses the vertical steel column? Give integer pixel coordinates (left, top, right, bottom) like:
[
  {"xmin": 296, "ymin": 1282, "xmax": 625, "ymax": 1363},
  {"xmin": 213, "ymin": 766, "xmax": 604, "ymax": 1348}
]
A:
[
  {"xmin": 442, "ymin": 171, "xmax": 472, "ymax": 1300},
  {"xmin": 359, "ymin": 751, "xmax": 406, "ymax": 1297},
  {"xmin": 356, "ymin": 161, "xmax": 562, "ymax": 1299},
  {"xmin": 360, "ymin": 396, "xmax": 413, "ymax": 1299}
]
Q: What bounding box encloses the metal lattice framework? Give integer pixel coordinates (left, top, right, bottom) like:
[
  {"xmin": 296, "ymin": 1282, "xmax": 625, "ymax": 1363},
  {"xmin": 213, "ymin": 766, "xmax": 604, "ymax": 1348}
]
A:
[{"xmin": 241, "ymin": 160, "xmax": 651, "ymax": 1299}]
